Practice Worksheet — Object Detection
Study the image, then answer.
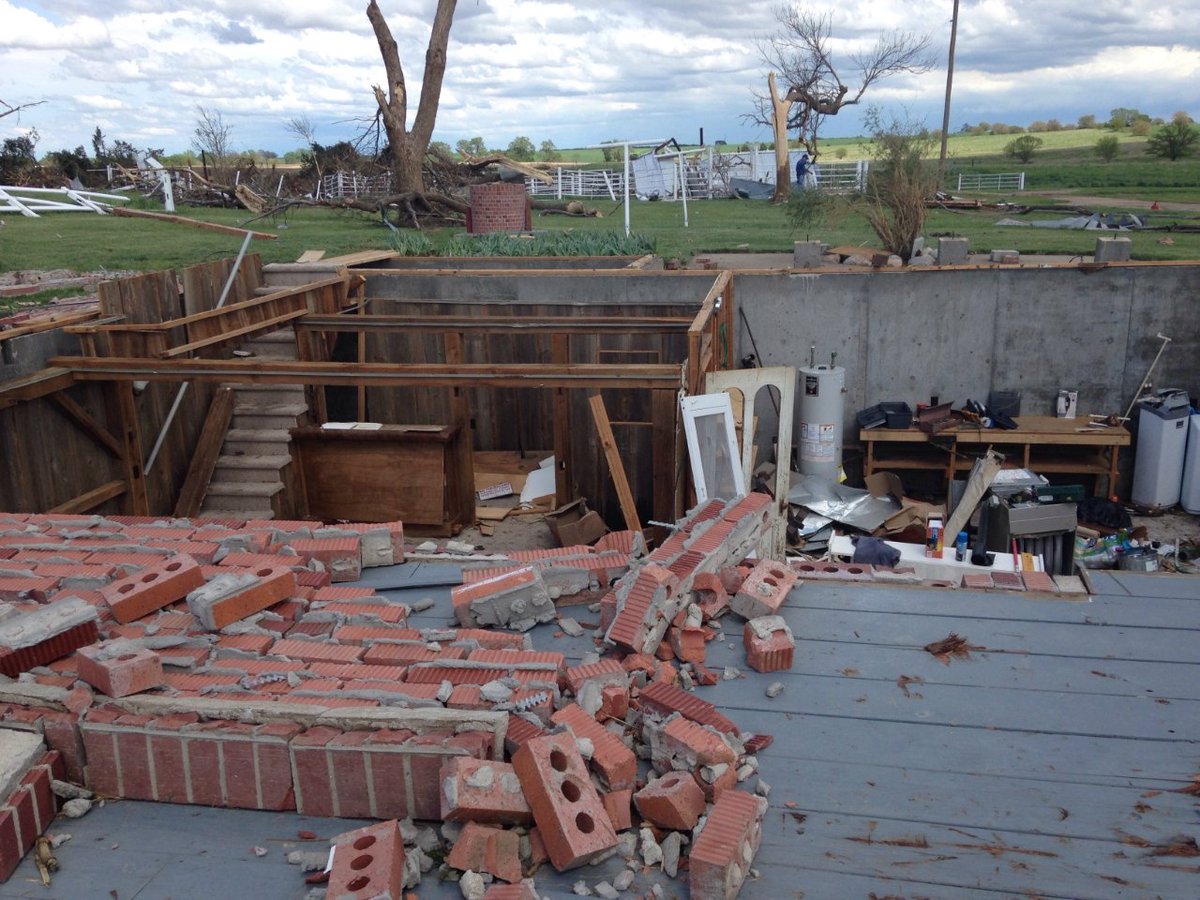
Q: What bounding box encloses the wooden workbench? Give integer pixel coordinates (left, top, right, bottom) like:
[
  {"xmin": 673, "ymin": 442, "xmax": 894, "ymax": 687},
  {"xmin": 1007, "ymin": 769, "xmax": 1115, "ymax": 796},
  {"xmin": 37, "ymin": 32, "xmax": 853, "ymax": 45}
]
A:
[{"xmin": 860, "ymin": 415, "xmax": 1130, "ymax": 497}]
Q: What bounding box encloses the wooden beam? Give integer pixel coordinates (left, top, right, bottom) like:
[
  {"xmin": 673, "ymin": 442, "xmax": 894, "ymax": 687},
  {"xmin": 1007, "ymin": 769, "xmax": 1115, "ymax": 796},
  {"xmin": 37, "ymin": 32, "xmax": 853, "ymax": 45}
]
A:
[
  {"xmin": 110, "ymin": 206, "xmax": 278, "ymax": 240},
  {"xmin": 0, "ymin": 367, "xmax": 76, "ymax": 411},
  {"xmin": 173, "ymin": 387, "xmax": 236, "ymax": 517},
  {"xmin": 109, "ymin": 381, "xmax": 149, "ymax": 515},
  {"xmin": 296, "ymin": 314, "xmax": 695, "ymax": 335},
  {"xmin": 161, "ymin": 307, "xmax": 308, "ymax": 358},
  {"xmin": 49, "ymin": 480, "xmax": 127, "ymax": 515},
  {"xmin": 588, "ymin": 392, "xmax": 642, "ymax": 534},
  {"xmin": 51, "ymin": 392, "xmax": 122, "ymax": 458},
  {"xmin": 50, "ymin": 357, "xmax": 684, "ymax": 391},
  {"xmin": 0, "ymin": 308, "xmax": 100, "ymax": 343}
]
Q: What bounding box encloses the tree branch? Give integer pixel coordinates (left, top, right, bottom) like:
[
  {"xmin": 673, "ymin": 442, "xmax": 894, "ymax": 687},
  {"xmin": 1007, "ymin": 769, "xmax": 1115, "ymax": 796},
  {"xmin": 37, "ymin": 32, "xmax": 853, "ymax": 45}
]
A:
[
  {"xmin": 0, "ymin": 98, "xmax": 46, "ymax": 121},
  {"xmin": 366, "ymin": 0, "xmax": 408, "ymax": 137},
  {"xmin": 412, "ymin": 0, "xmax": 458, "ymax": 149}
]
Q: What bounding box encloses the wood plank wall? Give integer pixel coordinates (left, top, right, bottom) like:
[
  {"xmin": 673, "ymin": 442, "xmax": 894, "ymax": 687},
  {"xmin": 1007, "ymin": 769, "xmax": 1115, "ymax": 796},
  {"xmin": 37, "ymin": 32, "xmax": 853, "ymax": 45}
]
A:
[
  {"xmin": 0, "ymin": 256, "xmax": 263, "ymax": 516},
  {"xmin": 353, "ymin": 297, "xmax": 692, "ymax": 528}
]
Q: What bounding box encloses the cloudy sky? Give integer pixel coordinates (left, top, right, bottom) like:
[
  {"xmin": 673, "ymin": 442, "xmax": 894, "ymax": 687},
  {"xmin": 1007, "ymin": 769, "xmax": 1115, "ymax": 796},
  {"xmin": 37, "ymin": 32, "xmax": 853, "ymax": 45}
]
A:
[{"xmin": 1, "ymin": 0, "xmax": 1198, "ymax": 157}]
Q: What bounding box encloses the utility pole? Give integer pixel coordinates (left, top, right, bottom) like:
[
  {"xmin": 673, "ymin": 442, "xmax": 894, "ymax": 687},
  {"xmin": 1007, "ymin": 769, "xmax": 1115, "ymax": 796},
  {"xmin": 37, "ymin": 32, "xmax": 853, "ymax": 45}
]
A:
[{"xmin": 938, "ymin": 0, "xmax": 960, "ymax": 191}]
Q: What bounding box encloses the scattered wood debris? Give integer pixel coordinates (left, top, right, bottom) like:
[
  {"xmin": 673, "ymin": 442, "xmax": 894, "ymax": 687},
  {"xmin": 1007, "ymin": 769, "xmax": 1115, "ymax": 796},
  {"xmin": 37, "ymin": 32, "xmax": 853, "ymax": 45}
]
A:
[
  {"xmin": 896, "ymin": 674, "xmax": 924, "ymax": 698},
  {"xmin": 923, "ymin": 633, "xmax": 983, "ymax": 665}
]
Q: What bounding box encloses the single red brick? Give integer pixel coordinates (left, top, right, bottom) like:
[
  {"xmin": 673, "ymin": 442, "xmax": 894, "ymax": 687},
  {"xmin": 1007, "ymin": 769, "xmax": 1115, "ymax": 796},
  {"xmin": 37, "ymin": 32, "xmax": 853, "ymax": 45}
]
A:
[
  {"xmin": 692, "ymin": 571, "xmax": 730, "ymax": 621},
  {"xmin": 288, "ymin": 537, "xmax": 362, "ymax": 583},
  {"xmin": 76, "ymin": 643, "xmax": 164, "ymax": 697},
  {"xmin": 731, "ymin": 559, "xmax": 797, "ymax": 619},
  {"xmin": 550, "ymin": 702, "xmax": 636, "ymax": 791},
  {"xmin": 440, "ymin": 757, "xmax": 532, "ymax": 825},
  {"xmin": 445, "ymin": 821, "xmax": 522, "ymax": 885},
  {"xmin": 601, "ymin": 788, "xmax": 633, "ymax": 832},
  {"xmin": 328, "ymin": 820, "xmax": 404, "ymax": 900},
  {"xmin": 688, "ymin": 790, "xmax": 768, "ymax": 900},
  {"xmin": 188, "ymin": 566, "xmax": 298, "ymax": 630},
  {"xmin": 634, "ymin": 770, "xmax": 707, "ymax": 830},
  {"xmin": 100, "ymin": 555, "xmax": 205, "ymax": 624},
  {"xmin": 743, "ymin": 616, "xmax": 795, "ymax": 673},
  {"xmin": 638, "ymin": 680, "xmax": 740, "ymax": 735},
  {"xmin": 511, "ymin": 731, "xmax": 618, "ymax": 871},
  {"xmin": 564, "ymin": 657, "xmax": 626, "ymax": 696},
  {"xmin": 661, "ymin": 715, "xmax": 737, "ymax": 768}
]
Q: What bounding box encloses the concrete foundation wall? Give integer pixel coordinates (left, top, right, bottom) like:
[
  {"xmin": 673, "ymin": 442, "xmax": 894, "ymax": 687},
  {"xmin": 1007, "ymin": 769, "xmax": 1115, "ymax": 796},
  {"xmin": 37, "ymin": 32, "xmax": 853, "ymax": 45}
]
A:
[{"xmin": 734, "ymin": 264, "xmax": 1200, "ymax": 445}]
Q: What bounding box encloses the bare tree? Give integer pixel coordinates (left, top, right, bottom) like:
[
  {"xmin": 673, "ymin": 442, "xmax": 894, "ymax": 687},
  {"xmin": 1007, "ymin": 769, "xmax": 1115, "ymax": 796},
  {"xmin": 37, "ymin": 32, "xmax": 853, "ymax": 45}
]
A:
[
  {"xmin": 752, "ymin": 6, "xmax": 932, "ymax": 201},
  {"xmin": 367, "ymin": 0, "xmax": 456, "ymax": 196},
  {"xmin": 193, "ymin": 106, "xmax": 234, "ymax": 174},
  {"xmin": 0, "ymin": 97, "xmax": 46, "ymax": 121}
]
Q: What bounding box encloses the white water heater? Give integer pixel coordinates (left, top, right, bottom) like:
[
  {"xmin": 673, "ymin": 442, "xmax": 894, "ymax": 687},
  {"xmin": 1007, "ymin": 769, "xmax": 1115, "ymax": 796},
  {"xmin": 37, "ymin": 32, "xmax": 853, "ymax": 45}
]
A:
[
  {"xmin": 798, "ymin": 358, "xmax": 845, "ymax": 480},
  {"xmin": 1180, "ymin": 412, "xmax": 1200, "ymax": 515}
]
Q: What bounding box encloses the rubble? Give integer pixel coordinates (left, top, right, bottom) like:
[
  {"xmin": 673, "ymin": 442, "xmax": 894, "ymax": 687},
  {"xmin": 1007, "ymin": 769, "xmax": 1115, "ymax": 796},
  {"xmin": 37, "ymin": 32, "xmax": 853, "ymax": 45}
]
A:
[{"xmin": 0, "ymin": 495, "xmax": 787, "ymax": 895}]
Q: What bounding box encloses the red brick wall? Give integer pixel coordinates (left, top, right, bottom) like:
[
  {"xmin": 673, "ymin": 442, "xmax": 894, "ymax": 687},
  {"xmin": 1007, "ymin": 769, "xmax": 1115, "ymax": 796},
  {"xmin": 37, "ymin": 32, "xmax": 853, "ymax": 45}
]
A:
[{"xmin": 468, "ymin": 182, "xmax": 530, "ymax": 234}]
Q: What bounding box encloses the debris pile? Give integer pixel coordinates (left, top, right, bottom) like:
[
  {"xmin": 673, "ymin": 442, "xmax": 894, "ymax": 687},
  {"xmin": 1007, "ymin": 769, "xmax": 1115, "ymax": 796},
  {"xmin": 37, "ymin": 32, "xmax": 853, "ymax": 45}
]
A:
[{"xmin": 0, "ymin": 495, "xmax": 789, "ymax": 896}]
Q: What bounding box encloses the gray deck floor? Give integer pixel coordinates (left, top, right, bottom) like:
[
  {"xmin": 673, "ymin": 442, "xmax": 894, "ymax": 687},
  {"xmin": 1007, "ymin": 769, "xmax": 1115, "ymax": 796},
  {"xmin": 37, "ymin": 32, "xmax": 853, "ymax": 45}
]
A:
[{"xmin": 3, "ymin": 567, "xmax": 1198, "ymax": 899}]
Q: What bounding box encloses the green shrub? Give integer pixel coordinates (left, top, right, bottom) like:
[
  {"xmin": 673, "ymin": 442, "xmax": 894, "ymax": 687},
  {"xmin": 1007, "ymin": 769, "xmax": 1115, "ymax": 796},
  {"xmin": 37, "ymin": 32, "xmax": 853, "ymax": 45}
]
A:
[
  {"xmin": 1095, "ymin": 135, "xmax": 1121, "ymax": 162},
  {"xmin": 1004, "ymin": 135, "xmax": 1044, "ymax": 163}
]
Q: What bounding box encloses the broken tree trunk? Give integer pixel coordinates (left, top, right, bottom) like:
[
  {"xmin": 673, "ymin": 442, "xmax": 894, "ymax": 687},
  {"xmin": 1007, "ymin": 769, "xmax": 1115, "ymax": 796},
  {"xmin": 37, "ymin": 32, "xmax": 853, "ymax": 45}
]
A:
[{"xmin": 768, "ymin": 73, "xmax": 793, "ymax": 204}]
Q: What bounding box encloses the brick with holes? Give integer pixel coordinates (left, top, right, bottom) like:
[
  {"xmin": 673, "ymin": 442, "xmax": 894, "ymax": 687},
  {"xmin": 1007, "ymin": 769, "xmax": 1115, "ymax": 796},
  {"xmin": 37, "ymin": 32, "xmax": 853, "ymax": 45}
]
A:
[
  {"xmin": 186, "ymin": 566, "xmax": 297, "ymax": 631},
  {"xmin": 76, "ymin": 640, "xmax": 164, "ymax": 698},
  {"xmin": 634, "ymin": 769, "xmax": 707, "ymax": 830},
  {"xmin": 689, "ymin": 790, "xmax": 768, "ymax": 900},
  {"xmin": 327, "ymin": 819, "xmax": 404, "ymax": 900},
  {"xmin": 511, "ymin": 730, "xmax": 617, "ymax": 871},
  {"xmin": 730, "ymin": 559, "xmax": 797, "ymax": 620},
  {"xmin": 101, "ymin": 554, "xmax": 205, "ymax": 624}
]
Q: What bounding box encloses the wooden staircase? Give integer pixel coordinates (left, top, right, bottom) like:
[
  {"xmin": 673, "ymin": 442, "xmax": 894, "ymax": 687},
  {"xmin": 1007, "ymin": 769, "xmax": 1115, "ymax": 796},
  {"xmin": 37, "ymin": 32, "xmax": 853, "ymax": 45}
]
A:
[{"xmin": 198, "ymin": 331, "xmax": 307, "ymax": 520}]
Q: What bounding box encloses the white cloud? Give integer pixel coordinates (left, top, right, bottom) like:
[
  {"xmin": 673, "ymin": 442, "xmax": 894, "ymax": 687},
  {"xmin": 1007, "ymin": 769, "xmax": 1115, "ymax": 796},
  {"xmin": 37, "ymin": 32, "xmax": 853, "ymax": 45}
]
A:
[{"xmin": 0, "ymin": 0, "xmax": 1197, "ymax": 154}]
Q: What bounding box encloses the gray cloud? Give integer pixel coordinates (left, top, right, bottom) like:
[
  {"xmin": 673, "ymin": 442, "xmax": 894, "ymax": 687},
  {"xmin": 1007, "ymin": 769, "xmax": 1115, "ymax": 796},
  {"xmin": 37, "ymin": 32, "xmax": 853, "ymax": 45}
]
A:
[{"xmin": 210, "ymin": 21, "xmax": 262, "ymax": 45}]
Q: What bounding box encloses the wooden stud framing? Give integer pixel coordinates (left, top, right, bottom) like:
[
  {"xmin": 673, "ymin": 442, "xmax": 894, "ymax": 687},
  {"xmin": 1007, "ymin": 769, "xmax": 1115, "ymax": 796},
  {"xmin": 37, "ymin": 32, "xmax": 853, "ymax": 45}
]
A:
[
  {"xmin": 107, "ymin": 380, "xmax": 149, "ymax": 515},
  {"xmin": 551, "ymin": 334, "xmax": 573, "ymax": 506}
]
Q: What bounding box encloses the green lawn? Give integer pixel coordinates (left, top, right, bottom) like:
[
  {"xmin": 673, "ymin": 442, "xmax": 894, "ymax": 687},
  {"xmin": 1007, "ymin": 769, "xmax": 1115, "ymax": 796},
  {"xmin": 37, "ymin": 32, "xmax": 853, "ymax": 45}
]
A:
[{"xmin": 3, "ymin": 123, "xmax": 1200, "ymax": 280}]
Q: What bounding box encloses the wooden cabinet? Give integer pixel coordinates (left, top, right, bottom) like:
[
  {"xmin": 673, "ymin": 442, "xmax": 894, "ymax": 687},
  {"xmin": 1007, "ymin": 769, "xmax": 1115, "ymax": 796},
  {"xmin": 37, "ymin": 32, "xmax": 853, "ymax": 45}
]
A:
[{"xmin": 290, "ymin": 424, "xmax": 473, "ymax": 535}]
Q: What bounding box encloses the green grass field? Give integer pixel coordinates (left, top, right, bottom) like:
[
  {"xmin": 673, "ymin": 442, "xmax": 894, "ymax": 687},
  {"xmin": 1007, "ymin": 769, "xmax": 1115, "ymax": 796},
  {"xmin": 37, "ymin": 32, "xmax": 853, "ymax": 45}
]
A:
[{"xmin": 2, "ymin": 125, "xmax": 1198, "ymax": 282}]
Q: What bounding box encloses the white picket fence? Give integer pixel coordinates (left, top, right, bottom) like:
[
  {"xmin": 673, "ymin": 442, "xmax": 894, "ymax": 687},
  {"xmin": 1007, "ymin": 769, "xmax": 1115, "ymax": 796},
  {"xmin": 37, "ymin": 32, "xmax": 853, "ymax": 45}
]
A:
[{"xmin": 955, "ymin": 171, "xmax": 1025, "ymax": 192}]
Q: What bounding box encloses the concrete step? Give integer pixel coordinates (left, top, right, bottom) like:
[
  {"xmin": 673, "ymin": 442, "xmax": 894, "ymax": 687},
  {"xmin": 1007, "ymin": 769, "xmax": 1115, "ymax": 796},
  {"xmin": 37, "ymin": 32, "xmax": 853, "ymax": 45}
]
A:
[
  {"xmin": 224, "ymin": 383, "xmax": 305, "ymax": 400},
  {"xmin": 230, "ymin": 409, "xmax": 305, "ymax": 431},
  {"xmin": 223, "ymin": 429, "xmax": 292, "ymax": 456},
  {"xmin": 239, "ymin": 331, "xmax": 299, "ymax": 360},
  {"xmin": 196, "ymin": 507, "xmax": 276, "ymax": 521},
  {"xmin": 203, "ymin": 481, "xmax": 284, "ymax": 512},
  {"xmin": 231, "ymin": 395, "xmax": 307, "ymax": 416},
  {"xmin": 213, "ymin": 454, "xmax": 291, "ymax": 483}
]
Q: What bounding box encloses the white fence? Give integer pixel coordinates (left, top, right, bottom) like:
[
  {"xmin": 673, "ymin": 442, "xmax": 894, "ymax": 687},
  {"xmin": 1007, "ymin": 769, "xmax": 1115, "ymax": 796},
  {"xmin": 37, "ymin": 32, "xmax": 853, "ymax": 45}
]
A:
[
  {"xmin": 526, "ymin": 147, "xmax": 869, "ymax": 200},
  {"xmin": 956, "ymin": 172, "xmax": 1025, "ymax": 192},
  {"xmin": 317, "ymin": 172, "xmax": 393, "ymax": 199},
  {"xmin": 0, "ymin": 186, "xmax": 130, "ymax": 217}
]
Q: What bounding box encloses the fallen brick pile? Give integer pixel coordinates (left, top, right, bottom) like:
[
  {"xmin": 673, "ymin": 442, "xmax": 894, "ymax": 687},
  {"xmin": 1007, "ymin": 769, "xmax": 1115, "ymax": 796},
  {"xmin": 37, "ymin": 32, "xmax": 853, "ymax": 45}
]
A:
[{"xmin": 0, "ymin": 497, "xmax": 790, "ymax": 897}]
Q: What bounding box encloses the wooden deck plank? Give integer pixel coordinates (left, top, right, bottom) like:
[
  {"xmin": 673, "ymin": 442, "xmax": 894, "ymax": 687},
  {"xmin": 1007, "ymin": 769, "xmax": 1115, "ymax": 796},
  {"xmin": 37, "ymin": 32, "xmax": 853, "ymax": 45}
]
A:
[{"xmin": 784, "ymin": 637, "xmax": 1200, "ymax": 700}]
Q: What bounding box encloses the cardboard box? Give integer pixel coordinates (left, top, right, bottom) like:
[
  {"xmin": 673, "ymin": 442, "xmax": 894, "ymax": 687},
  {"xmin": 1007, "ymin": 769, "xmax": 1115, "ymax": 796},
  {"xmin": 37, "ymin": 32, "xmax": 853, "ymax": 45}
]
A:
[
  {"xmin": 866, "ymin": 472, "xmax": 945, "ymax": 535},
  {"xmin": 547, "ymin": 498, "xmax": 609, "ymax": 547}
]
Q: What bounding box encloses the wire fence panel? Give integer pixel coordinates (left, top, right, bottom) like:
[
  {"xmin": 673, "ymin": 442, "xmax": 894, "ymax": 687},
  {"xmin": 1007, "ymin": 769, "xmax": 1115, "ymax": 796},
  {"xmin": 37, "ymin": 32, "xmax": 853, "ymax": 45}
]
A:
[
  {"xmin": 317, "ymin": 172, "xmax": 393, "ymax": 199},
  {"xmin": 955, "ymin": 172, "xmax": 1025, "ymax": 192}
]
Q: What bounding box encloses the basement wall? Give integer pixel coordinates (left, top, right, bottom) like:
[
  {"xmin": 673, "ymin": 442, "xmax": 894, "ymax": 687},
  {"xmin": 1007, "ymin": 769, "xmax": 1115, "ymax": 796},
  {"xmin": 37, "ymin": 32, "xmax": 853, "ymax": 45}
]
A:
[{"xmin": 734, "ymin": 263, "xmax": 1200, "ymax": 451}]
